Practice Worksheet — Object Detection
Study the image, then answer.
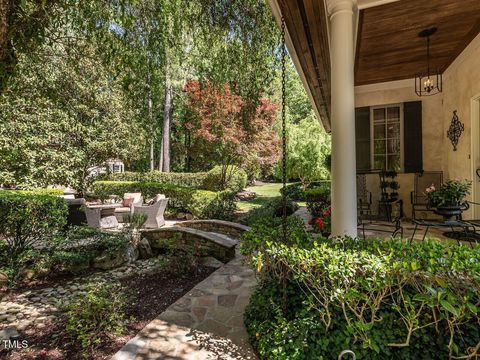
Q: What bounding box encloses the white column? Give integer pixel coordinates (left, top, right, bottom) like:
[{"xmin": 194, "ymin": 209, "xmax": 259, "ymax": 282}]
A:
[{"xmin": 328, "ymin": 0, "xmax": 358, "ymax": 237}]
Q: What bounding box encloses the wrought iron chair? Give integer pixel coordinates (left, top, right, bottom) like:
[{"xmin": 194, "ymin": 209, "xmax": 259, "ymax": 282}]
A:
[
  {"xmin": 356, "ymin": 174, "xmax": 372, "ymax": 221},
  {"xmin": 410, "ymin": 171, "xmax": 443, "ymax": 220}
]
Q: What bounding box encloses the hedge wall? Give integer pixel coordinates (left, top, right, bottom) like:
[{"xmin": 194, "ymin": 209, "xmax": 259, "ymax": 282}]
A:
[
  {"xmin": 91, "ymin": 181, "xmax": 236, "ymax": 220},
  {"xmin": 110, "ymin": 171, "xmax": 208, "ymax": 189},
  {"xmin": 109, "ymin": 165, "xmax": 247, "ymax": 193}
]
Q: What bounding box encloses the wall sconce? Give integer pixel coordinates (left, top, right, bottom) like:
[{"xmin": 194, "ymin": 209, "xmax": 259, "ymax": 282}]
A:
[{"xmin": 447, "ymin": 110, "xmax": 464, "ymax": 151}]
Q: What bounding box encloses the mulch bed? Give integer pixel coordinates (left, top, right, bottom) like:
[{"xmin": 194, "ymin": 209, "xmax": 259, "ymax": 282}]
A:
[{"xmin": 0, "ymin": 266, "xmax": 215, "ymax": 360}]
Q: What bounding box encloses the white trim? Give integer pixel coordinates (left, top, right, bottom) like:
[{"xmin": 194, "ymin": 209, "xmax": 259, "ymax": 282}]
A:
[
  {"xmin": 471, "ymin": 93, "xmax": 480, "ymax": 218},
  {"xmin": 357, "ymin": 0, "xmax": 400, "ymax": 9},
  {"xmin": 370, "ymin": 103, "xmax": 404, "ymax": 172},
  {"xmin": 355, "ymin": 78, "xmax": 414, "ymax": 94}
]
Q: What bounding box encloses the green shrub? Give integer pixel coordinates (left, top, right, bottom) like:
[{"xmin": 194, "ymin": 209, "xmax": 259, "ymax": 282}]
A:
[
  {"xmin": 91, "ymin": 181, "xmax": 236, "ymax": 220},
  {"xmin": 0, "ymin": 190, "xmax": 67, "ymax": 265},
  {"xmin": 280, "ymin": 181, "xmax": 331, "ymax": 201},
  {"xmin": 110, "ymin": 171, "xmax": 208, "ymax": 189},
  {"xmin": 239, "ymin": 197, "xmax": 299, "ymax": 226},
  {"xmin": 244, "ymin": 230, "xmax": 480, "ymax": 359},
  {"xmin": 202, "ymin": 165, "xmax": 248, "ymax": 192},
  {"xmin": 109, "ymin": 166, "xmax": 247, "ymax": 192},
  {"xmin": 241, "ymin": 215, "xmax": 312, "ymax": 257},
  {"xmin": 305, "ymin": 187, "xmax": 330, "ymax": 217},
  {"xmin": 64, "ymin": 283, "xmax": 127, "ymax": 351}
]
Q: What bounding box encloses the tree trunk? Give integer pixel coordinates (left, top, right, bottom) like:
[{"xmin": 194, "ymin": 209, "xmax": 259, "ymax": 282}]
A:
[
  {"xmin": 162, "ymin": 83, "xmax": 172, "ymax": 172},
  {"xmin": 0, "ymin": 0, "xmax": 12, "ymax": 60},
  {"xmin": 159, "ymin": 136, "xmax": 164, "ymax": 171},
  {"xmin": 148, "ymin": 75, "xmax": 155, "ymax": 172}
]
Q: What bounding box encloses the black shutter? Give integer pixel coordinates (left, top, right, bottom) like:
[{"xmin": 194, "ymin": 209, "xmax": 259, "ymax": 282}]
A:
[
  {"xmin": 403, "ymin": 101, "xmax": 423, "ymax": 173},
  {"xmin": 355, "ymin": 107, "xmax": 371, "ymax": 172}
]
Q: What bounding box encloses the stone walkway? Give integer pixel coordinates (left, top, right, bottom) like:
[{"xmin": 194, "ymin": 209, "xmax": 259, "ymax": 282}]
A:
[{"xmin": 113, "ymin": 254, "xmax": 258, "ymax": 360}]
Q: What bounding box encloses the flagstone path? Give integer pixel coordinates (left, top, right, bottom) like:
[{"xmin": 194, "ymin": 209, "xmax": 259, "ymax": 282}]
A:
[{"xmin": 112, "ymin": 253, "xmax": 258, "ymax": 360}]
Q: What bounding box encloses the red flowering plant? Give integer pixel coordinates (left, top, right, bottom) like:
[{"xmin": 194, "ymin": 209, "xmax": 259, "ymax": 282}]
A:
[{"xmin": 308, "ymin": 207, "xmax": 331, "ymax": 237}]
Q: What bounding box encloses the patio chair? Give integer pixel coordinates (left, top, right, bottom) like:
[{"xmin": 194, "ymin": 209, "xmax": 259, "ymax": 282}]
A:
[
  {"xmin": 133, "ymin": 195, "xmax": 169, "ymax": 229},
  {"xmin": 114, "ymin": 192, "xmax": 143, "ymax": 222},
  {"xmin": 357, "ymin": 174, "xmax": 372, "ymax": 221},
  {"xmin": 410, "ymin": 171, "xmax": 443, "ymax": 220}
]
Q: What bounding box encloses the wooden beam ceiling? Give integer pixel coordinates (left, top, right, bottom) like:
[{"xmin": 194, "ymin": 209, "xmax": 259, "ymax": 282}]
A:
[
  {"xmin": 278, "ymin": 0, "xmax": 331, "ymax": 128},
  {"xmin": 355, "ymin": 0, "xmax": 480, "ymax": 85}
]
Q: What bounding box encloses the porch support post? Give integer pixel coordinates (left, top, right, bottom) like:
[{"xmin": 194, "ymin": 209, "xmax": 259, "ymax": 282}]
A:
[{"xmin": 328, "ymin": 0, "xmax": 358, "ymax": 237}]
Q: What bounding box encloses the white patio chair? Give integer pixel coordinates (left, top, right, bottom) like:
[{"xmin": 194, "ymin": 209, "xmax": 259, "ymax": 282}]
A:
[
  {"xmin": 133, "ymin": 195, "xmax": 169, "ymax": 229},
  {"xmin": 114, "ymin": 192, "xmax": 143, "ymax": 222}
]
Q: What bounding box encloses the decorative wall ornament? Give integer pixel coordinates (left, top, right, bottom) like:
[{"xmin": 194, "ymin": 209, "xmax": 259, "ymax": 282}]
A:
[{"xmin": 447, "ymin": 110, "xmax": 464, "ymax": 151}]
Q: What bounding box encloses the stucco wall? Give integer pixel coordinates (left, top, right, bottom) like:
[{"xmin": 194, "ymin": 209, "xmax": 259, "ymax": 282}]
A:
[
  {"xmin": 442, "ymin": 33, "xmax": 480, "ymax": 184},
  {"xmin": 353, "ymin": 33, "xmax": 480, "ymax": 219},
  {"xmin": 354, "ymin": 80, "xmax": 444, "ymax": 218}
]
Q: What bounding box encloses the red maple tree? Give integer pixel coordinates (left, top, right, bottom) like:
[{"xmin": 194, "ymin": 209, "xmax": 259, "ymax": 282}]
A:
[{"xmin": 183, "ymin": 80, "xmax": 279, "ymax": 185}]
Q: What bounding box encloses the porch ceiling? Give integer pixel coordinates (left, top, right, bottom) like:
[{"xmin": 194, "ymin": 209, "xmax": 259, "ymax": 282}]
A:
[
  {"xmin": 275, "ymin": 0, "xmax": 331, "ymax": 130},
  {"xmin": 355, "ymin": 0, "xmax": 480, "ymax": 85}
]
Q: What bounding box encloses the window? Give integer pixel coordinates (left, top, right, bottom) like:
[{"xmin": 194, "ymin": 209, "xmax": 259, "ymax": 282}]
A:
[{"xmin": 371, "ymin": 104, "xmax": 403, "ymax": 172}]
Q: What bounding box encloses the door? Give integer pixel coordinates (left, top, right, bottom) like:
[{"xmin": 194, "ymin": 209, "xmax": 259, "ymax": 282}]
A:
[{"xmin": 473, "ymin": 97, "xmax": 480, "ymax": 218}]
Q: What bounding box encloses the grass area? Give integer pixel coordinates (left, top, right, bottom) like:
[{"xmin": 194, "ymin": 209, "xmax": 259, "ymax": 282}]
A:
[
  {"xmin": 237, "ymin": 182, "xmax": 306, "ymax": 212},
  {"xmin": 236, "ymin": 183, "xmax": 283, "ymax": 212}
]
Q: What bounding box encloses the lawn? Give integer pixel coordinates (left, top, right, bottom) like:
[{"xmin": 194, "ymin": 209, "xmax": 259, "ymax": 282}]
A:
[
  {"xmin": 236, "ymin": 182, "xmax": 283, "ymax": 212},
  {"xmin": 237, "ymin": 182, "xmax": 306, "ymax": 212}
]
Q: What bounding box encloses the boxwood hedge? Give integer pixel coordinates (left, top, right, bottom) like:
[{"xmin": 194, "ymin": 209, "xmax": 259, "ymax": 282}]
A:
[
  {"xmin": 109, "ymin": 165, "xmax": 247, "ymax": 193},
  {"xmin": 91, "ymin": 180, "xmax": 236, "ymax": 220}
]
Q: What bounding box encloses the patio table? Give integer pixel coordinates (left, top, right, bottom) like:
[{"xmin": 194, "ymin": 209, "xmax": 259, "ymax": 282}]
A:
[
  {"xmin": 410, "ymin": 219, "xmax": 472, "ymax": 243},
  {"xmin": 87, "ymin": 203, "xmax": 124, "ymax": 216}
]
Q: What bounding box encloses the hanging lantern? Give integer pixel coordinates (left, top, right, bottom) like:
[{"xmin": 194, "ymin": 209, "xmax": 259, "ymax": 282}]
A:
[{"xmin": 415, "ymin": 27, "xmax": 442, "ymax": 96}]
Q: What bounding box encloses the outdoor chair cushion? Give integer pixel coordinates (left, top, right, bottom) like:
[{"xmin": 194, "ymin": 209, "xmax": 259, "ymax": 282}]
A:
[{"xmin": 123, "ymin": 192, "xmax": 143, "ymax": 205}]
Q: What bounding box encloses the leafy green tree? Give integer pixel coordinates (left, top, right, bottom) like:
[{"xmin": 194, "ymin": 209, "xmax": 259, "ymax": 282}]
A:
[
  {"xmin": 0, "ymin": 43, "xmax": 144, "ymax": 192},
  {"xmin": 278, "ymin": 112, "xmax": 331, "ymax": 186}
]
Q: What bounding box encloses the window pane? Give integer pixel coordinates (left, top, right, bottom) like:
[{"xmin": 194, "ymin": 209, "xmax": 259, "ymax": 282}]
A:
[
  {"xmin": 374, "ymin": 139, "xmax": 386, "ymax": 153},
  {"xmin": 387, "ymin": 154, "xmax": 401, "ymax": 172},
  {"xmin": 387, "ymin": 122, "xmax": 400, "ymax": 139},
  {"xmin": 374, "ymin": 124, "xmax": 385, "ymax": 139},
  {"xmin": 374, "ymin": 108, "xmax": 385, "ymax": 121},
  {"xmin": 374, "ymin": 155, "xmax": 386, "ymax": 170},
  {"xmin": 387, "ymin": 107, "xmax": 400, "ymax": 120},
  {"xmin": 387, "ymin": 138, "xmax": 400, "ymax": 153}
]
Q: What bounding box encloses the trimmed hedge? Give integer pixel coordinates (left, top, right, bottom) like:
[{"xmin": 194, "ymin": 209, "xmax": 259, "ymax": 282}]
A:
[
  {"xmin": 0, "ymin": 190, "xmax": 68, "ymax": 272},
  {"xmin": 242, "ymin": 223, "xmax": 480, "ymax": 359},
  {"xmin": 109, "ymin": 166, "xmax": 247, "ymax": 192},
  {"xmin": 91, "ymin": 181, "xmax": 236, "ymax": 220},
  {"xmin": 110, "ymin": 171, "xmax": 208, "ymax": 189}
]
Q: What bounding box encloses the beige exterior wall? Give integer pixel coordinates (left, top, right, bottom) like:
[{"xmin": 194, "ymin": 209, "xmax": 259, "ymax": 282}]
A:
[
  {"xmin": 354, "ymin": 80, "xmax": 444, "ymax": 218},
  {"xmin": 353, "ymin": 33, "xmax": 480, "ymax": 219},
  {"xmin": 442, "ymin": 33, "xmax": 480, "ymax": 211}
]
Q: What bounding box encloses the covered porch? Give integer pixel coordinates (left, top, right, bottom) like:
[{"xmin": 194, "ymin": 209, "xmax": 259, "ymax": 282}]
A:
[{"xmin": 269, "ymin": 0, "xmax": 480, "ymax": 237}]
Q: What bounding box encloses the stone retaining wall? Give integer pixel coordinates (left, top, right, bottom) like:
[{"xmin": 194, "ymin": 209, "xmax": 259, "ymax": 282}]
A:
[
  {"xmin": 176, "ymin": 220, "xmax": 250, "ymax": 239},
  {"xmin": 142, "ymin": 227, "xmax": 237, "ymax": 263}
]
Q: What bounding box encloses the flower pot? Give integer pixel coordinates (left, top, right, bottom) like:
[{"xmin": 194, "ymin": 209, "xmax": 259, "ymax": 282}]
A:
[{"xmin": 433, "ymin": 202, "xmax": 469, "ymax": 221}]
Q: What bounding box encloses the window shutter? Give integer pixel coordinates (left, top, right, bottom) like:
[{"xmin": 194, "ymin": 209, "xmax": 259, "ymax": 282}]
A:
[
  {"xmin": 355, "ymin": 106, "xmax": 371, "ymax": 172},
  {"xmin": 403, "ymin": 101, "xmax": 423, "ymax": 173}
]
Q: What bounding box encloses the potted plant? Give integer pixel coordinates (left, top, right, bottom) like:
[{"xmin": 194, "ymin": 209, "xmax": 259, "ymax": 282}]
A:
[
  {"xmin": 390, "ymin": 181, "xmax": 400, "ymax": 201},
  {"xmin": 425, "ymin": 179, "xmax": 471, "ymax": 221}
]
